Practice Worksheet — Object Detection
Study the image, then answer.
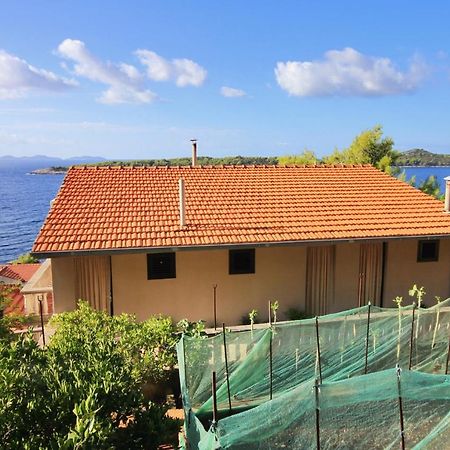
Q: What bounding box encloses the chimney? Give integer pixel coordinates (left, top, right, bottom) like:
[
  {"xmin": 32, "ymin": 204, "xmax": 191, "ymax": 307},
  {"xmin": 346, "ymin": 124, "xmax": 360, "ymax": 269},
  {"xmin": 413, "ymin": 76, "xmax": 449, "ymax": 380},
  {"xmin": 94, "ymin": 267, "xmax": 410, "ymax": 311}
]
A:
[
  {"xmin": 445, "ymin": 176, "xmax": 450, "ymax": 212},
  {"xmin": 191, "ymin": 139, "xmax": 197, "ymax": 166},
  {"xmin": 179, "ymin": 178, "xmax": 186, "ymax": 227}
]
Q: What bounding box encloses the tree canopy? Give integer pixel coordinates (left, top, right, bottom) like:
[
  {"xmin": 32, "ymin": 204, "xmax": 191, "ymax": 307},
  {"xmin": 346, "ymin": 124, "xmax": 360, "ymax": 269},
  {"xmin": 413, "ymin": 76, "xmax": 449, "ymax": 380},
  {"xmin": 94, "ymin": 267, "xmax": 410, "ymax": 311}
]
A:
[{"xmin": 322, "ymin": 125, "xmax": 398, "ymax": 173}]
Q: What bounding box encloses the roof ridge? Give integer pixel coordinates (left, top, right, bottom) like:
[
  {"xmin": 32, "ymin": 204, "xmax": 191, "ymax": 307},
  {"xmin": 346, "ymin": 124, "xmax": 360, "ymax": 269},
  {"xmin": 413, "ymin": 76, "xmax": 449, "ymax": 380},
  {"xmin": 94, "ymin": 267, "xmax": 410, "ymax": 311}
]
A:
[{"xmin": 69, "ymin": 163, "xmax": 375, "ymax": 170}]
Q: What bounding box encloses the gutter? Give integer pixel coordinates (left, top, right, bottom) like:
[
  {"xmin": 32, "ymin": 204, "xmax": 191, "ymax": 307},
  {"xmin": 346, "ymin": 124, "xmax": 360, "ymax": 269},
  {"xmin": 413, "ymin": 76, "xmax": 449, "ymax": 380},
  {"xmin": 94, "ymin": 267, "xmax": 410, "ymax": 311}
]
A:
[{"xmin": 31, "ymin": 233, "xmax": 450, "ymax": 259}]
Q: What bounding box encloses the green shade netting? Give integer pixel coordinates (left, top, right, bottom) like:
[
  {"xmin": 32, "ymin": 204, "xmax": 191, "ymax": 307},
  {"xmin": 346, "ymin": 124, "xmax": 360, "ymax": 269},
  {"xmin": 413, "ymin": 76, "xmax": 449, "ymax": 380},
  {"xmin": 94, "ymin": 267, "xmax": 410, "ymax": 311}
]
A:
[
  {"xmin": 177, "ymin": 300, "xmax": 450, "ymax": 449},
  {"xmin": 216, "ymin": 369, "xmax": 450, "ymax": 449}
]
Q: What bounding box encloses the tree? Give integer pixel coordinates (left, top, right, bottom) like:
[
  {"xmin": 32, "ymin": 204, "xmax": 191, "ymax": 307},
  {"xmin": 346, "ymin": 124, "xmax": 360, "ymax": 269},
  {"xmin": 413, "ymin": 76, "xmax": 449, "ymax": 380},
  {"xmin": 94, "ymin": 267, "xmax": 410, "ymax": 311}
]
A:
[
  {"xmin": 418, "ymin": 175, "xmax": 443, "ymax": 200},
  {"xmin": 322, "ymin": 125, "xmax": 397, "ymax": 173},
  {"xmin": 11, "ymin": 253, "xmax": 39, "ymax": 264},
  {"xmin": 278, "ymin": 150, "xmax": 318, "ymax": 165}
]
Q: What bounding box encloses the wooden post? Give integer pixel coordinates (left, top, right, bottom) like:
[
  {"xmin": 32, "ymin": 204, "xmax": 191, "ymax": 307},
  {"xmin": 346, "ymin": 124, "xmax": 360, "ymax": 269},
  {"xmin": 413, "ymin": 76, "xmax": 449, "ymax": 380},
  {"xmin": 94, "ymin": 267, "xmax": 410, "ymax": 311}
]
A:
[
  {"xmin": 315, "ymin": 317, "xmax": 322, "ymax": 383},
  {"xmin": 269, "ymin": 329, "xmax": 273, "ymax": 400},
  {"xmin": 408, "ymin": 304, "xmax": 417, "ymax": 370},
  {"xmin": 38, "ymin": 295, "xmax": 46, "ymax": 346},
  {"xmin": 314, "ymin": 378, "xmax": 321, "ymax": 450},
  {"xmin": 222, "ymin": 323, "xmax": 232, "ymax": 414},
  {"xmin": 212, "ymin": 371, "xmax": 218, "ymax": 426},
  {"xmin": 396, "ymin": 366, "xmax": 406, "ymax": 450},
  {"xmin": 213, "ymin": 284, "xmax": 218, "ymax": 330},
  {"xmin": 364, "ymin": 302, "xmax": 371, "ymax": 374}
]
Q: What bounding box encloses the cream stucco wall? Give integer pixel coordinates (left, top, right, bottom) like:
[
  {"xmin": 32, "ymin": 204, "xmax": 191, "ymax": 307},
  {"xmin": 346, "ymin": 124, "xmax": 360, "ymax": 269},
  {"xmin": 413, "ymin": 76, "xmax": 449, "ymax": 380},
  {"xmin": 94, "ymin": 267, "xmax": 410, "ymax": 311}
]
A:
[
  {"xmin": 112, "ymin": 246, "xmax": 308, "ymax": 325},
  {"xmin": 383, "ymin": 238, "xmax": 450, "ymax": 306},
  {"xmin": 51, "ymin": 256, "xmax": 77, "ymax": 313},
  {"xmin": 50, "ymin": 238, "xmax": 450, "ymax": 324}
]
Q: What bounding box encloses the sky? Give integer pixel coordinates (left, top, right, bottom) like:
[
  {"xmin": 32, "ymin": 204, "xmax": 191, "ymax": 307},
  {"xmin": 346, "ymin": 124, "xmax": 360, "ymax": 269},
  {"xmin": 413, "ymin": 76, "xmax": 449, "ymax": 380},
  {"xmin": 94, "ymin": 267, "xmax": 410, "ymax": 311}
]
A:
[{"xmin": 1, "ymin": 0, "xmax": 450, "ymax": 160}]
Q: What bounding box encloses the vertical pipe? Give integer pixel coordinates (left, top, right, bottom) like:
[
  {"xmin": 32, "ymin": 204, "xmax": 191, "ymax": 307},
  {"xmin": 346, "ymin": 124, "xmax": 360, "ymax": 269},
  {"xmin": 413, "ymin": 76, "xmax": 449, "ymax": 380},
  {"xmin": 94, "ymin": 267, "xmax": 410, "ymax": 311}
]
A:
[
  {"xmin": 445, "ymin": 334, "xmax": 450, "ymax": 375},
  {"xmin": 364, "ymin": 302, "xmax": 371, "ymax": 374},
  {"xmin": 212, "ymin": 371, "xmax": 218, "ymax": 425},
  {"xmin": 444, "ymin": 176, "xmax": 450, "ymax": 212},
  {"xmin": 182, "ymin": 335, "xmax": 188, "ymax": 391},
  {"xmin": 380, "ymin": 242, "xmax": 388, "ymax": 307},
  {"xmin": 191, "ymin": 139, "xmax": 198, "ymax": 167},
  {"xmin": 213, "ymin": 284, "xmax": 217, "ymax": 330},
  {"xmin": 396, "ymin": 366, "xmax": 406, "ymax": 450},
  {"xmin": 109, "ymin": 255, "xmax": 114, "ymax": 316},
  {"xmin": 314, "ymin": 378, "xmax": 321, "ymax": 450},
  {"xmin": 269, "ymin": 329, "xmax": 273, "ymax": 400},
  {"xmin": 222, "ymin": 323, "xmax": 232, "ymax": 414},
  {"xmin": 408, "ymin": 304, "xmax": 417, "ymax": 370},
  {"xmin": 38, "ymin": 295, "xmax": 46, "ymax": 346},
  {"xmin": 315, "ymin": 316, "xmax": 323, "ymax": 383}
]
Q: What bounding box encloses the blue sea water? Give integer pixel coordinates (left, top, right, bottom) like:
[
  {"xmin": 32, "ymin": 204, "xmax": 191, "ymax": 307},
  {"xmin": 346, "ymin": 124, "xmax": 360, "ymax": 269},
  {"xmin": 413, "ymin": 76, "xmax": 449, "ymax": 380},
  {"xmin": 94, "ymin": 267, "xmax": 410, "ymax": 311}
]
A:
[
  {"xmin": 0, "ymin": 169, "xmax": 63, "ymax": 263},
  {"xmin": 0, "ymin": 166, "xmax": 449, "ymax": 264}
]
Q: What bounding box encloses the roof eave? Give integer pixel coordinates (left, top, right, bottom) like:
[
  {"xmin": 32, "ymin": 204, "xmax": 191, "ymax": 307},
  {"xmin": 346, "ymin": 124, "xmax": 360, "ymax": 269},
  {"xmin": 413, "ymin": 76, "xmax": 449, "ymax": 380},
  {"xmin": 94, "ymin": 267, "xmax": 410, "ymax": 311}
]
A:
[{"xmin": 31, "ymin": 233, "xmax": 450, "ymax": 259}]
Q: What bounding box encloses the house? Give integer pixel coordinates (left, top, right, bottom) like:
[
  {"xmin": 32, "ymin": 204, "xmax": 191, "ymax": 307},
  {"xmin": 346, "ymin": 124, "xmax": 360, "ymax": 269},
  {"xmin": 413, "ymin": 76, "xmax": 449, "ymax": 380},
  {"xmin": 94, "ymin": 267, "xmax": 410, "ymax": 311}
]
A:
[
  {"xmin": 32, "ymin": 162, "xmax": 450, "ymax": 325},
  {"xmin": 20, "ymin": 259, "xmax": 54, "ymax": 316},
  {"xmin": 0, "ymin": 262, "xmax": 53, "ymax": 315}
]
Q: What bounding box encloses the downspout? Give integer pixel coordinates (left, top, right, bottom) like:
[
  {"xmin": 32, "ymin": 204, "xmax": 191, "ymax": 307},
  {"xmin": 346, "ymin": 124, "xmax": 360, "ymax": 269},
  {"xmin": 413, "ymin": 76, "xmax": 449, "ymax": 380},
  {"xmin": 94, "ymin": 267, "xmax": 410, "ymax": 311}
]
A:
[
  {"xmin": 380, "ymin": 242, "xmax": 388, "ymax": 307},
  {"xmin": 109, "ymin": 255, "xmax": 114, "ymax": 316}
]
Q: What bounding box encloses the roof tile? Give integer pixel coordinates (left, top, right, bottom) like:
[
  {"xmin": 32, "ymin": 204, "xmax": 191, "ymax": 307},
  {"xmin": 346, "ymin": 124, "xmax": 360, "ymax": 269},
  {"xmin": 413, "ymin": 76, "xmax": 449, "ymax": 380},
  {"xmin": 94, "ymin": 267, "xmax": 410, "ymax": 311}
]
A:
[{"xmin": 32, "ymin": 165, "xmax": 450, "ymax": 254}]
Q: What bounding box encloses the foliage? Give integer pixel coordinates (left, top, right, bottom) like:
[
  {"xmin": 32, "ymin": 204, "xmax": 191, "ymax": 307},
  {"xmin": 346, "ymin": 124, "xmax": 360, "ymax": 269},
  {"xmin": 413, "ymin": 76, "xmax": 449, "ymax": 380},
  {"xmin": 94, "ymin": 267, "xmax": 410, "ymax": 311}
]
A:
[
  {"xmin": 0, "ymin": 284, "xmax": 14, "ymax": 318},
  {"xmin": 398, "ymin": 172, "xmax": 444, "ymax": 201},
  {"xmin": 176, "ymin": 318, "xmax": 206, "ymax": 338},
  {"xmin": 270, "ymin": 300, "xmax": 279, "ymax": 323},
  {"xmin": 409, "ymin": 284, "xmax": 426, "ymax": 308},
  {"xmin": 322, "ymin": 125, "xmax": 396, "ymax": 173},
  {"xmin": 418, "ymin": 175, "xmax": 444, "ymax": 200},
  {"xmin": 395, "ymin": 148, "xmax": 450, "ymax": 167},
  {"xmin": 0, "ymin": 302, "xmax": 181, "ymax": 449},
  {"xmin": 11, "ymin": 253, "xmax": 39, "ymax": 264},
  {"xmin": 278, "ymin": 150, "xmax": 318, "ymax": 165},
  {"xmin": 285, "ymin": 307, "xmax": 309, "ymax": 321},
  {"xmin": 249, "ymin": 309, "xmax": 258, "ymax": 332}
]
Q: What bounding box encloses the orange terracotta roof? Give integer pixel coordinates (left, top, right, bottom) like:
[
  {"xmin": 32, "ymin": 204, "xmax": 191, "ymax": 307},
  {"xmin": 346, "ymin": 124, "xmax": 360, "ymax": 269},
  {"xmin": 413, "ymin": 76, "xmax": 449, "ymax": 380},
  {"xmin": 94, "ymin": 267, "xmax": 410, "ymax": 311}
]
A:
[
  {"xmin": 32, "ymin": 165, "xmax": 450, "ymax": 254},
  {"xmin": 0, "ymin": 264, "xmax": 41, "ymax": 282}
]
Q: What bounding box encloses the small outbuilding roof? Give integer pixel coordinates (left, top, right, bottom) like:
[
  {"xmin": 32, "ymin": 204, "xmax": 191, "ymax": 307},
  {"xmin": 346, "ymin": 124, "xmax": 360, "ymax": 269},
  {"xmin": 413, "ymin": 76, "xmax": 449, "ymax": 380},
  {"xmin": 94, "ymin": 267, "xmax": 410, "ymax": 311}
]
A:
[
  {"xmin": 0, "ymin": 264, "xmax": 41, "ymax": 283},
  {"xmin": 32, "ymin": 164, "xmax": 450, "ymax": 256}
]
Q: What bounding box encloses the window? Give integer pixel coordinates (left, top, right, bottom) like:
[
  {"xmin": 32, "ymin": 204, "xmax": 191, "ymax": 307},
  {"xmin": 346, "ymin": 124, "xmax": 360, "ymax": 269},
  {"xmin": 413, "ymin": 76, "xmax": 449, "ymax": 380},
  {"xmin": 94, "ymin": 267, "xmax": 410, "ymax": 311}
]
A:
[
  {"xmin": 417, "ymin": 240, "xmax": 439, "ymax": 262},
  {"xmin": 147, "ymin": 253, "xmax": 176, "ymax": 279},
  {"xmin": 229, "ymin": 249, "xmax": 255, "ymax": 275}
]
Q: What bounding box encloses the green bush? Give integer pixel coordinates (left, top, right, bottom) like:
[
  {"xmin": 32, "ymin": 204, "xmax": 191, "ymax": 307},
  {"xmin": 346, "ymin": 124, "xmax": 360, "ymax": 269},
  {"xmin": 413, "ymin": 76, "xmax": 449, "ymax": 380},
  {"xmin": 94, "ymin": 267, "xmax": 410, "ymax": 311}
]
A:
[{"xmin": 0, "ymin": 302, "xmax": 181, "ymax": 449}]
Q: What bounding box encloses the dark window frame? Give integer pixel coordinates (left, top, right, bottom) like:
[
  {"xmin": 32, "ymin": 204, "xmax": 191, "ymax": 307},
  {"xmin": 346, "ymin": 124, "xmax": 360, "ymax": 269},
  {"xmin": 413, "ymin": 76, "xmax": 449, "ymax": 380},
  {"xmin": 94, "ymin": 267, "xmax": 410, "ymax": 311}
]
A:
[
  {"xmin": 417, "ymin": 240, "xmax": 439, "ymax": 263},
  {"xmin": 229, "ymin": 248, "xmax": 255, "ymax": 275},
  {"xmin": 147, "ymin": 252, "xmax": 176, "ymax": 280}
]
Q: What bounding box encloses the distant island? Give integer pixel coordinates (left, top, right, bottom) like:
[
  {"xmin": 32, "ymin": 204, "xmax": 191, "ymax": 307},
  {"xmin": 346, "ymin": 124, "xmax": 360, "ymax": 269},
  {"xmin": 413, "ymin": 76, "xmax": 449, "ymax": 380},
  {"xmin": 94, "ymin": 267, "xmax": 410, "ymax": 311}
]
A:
[
  {"xmin": 31, "ymin": 156, "xmax": 279, "ymax": 173},
  {"xmin": 395, "ymin": 149, "xmax": 450, "ymax": 166},
  {"xmin": 26, "ymin": 149, "xmax": 450, "ymax": 174}
]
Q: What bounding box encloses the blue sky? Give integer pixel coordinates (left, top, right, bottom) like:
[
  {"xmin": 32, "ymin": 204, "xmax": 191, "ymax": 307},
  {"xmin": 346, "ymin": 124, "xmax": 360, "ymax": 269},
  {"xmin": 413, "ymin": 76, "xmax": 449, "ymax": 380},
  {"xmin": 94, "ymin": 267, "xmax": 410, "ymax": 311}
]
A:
[{"xmin": 0, "ymin": 0, "xmax": 450, "ymax": 159}]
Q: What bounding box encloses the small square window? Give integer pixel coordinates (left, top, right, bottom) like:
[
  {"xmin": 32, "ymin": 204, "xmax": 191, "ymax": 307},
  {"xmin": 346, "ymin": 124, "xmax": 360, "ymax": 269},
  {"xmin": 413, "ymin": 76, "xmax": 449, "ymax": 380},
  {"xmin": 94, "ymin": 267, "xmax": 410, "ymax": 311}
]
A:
[
  {"xmin": 417, "ymin": 240, "xmax": 439, "ymax": 262},
  {"xmin": 147, "ymin": 253, "xmax": 176, "ymax": 279},
  {"xmin": 229, "ymin": 249, "xmax": 255, "ymax": 275}
]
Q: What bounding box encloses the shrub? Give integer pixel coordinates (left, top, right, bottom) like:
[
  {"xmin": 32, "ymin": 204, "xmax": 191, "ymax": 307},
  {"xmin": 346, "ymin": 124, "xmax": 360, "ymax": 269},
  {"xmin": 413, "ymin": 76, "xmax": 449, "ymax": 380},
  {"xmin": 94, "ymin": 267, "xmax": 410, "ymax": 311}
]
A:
[
  {"xmin": 285, "ymin": 307, "xmax": 310, "ymax": 321},
  {"xmin": 0, "ymin": 302, "xmax": 181, "ymax": 449}
]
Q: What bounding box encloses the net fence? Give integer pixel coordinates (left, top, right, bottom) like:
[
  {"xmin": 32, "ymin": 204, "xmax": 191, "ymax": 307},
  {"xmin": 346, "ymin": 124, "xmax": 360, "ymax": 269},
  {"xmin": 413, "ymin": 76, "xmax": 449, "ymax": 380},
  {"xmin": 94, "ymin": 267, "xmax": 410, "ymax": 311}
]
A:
[{"xmin": 177, "ymin": 299, "xmax": 450, "ymax": 449}]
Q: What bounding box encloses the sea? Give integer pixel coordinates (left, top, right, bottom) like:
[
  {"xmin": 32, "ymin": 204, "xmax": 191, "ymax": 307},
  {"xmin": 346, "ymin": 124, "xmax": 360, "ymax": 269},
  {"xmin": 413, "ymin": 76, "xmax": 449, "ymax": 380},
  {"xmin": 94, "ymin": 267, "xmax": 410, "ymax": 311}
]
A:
[{"xmin": 1, "ymin": 166, "xmax": 450, "ymax": 264}]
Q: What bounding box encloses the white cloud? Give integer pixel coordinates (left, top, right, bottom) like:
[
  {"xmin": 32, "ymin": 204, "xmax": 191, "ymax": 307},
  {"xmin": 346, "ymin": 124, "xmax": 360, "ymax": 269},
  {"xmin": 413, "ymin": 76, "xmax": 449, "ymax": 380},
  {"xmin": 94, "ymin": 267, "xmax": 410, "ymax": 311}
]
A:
[
  {"xmin": 275, "ymin": 48, "xmax": 427, "ymax": 97},
  {"xmin": 0, "ymin": 50, "xmax": 76, "ymax": 99},
  {"xmin": 220, "ymin": 86, "xmax": 247, "ymax": 98},
  {"xmin": 57, "ymin": 39, "xmax": 156, "ymax": 104},
  {"xmin": 136, "ymin": 49, "xmax": 207, "ymax": 87}
]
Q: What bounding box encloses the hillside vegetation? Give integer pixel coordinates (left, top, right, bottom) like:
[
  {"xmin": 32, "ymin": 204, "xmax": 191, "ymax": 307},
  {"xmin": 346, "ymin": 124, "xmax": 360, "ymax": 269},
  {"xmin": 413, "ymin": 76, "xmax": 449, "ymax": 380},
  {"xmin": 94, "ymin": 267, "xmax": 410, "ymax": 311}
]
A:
[{"xmin": 395, "ymin": 149, "xmax": 450, "ymax": 166}]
